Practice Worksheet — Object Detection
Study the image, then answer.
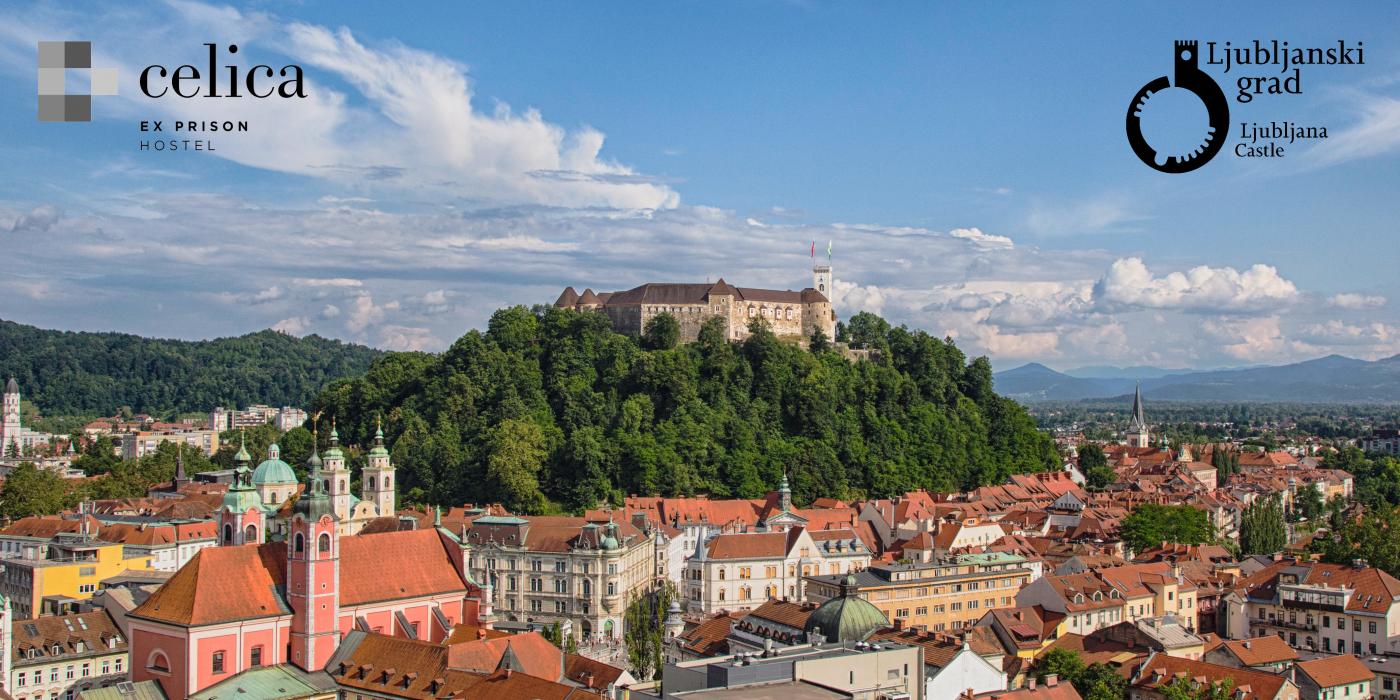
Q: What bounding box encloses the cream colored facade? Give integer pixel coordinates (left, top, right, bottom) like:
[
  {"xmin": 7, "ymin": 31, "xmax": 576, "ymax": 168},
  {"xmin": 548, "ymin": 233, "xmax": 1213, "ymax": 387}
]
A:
[{"xmin": 806, "ymin": 552, "xmax": 1035, "ymax": 632}]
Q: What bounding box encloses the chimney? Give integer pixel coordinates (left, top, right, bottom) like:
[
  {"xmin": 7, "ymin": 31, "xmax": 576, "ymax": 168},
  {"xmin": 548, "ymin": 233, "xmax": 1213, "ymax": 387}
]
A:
[
  {"xmin": 1045, "ymin": 674, "xmax": 1059, "ymax": 687},
  {"xmin": 1028, "ymin": 677, "xmax": 1036, "ymax": 690},
  {"xmin": 1243, "ymin": 641, "xmax": 1251, "ymax": 649}
]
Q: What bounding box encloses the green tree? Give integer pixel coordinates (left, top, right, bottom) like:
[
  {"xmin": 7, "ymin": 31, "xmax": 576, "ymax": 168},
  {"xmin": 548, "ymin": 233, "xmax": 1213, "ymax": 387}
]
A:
[
  {"xmin": 484, "ymin": 419, "xmax": 549, "ymax": 514},
  {"xmin": 1030, "ymin": 647, "xmax": 1084, "ymax": 684},
  {"xmin": 1294, "ymin": 485, "xmax": 1324, "ymax": 522},
  {"xmin": 1240, "ymin": 494, "xmax": 1287, "ymax": 555},
  {"xmin": 1120, "ymin": 503, "xmax": 1213, "ymax": 554},
  {"xmin": 0, "ymin": 462, "xmax": 72, "ymax": 518},
  {"xmin": 624, "ymin": 583, "xmax": 676, "ymax": 681},
  {"xmin": 1077, "ymin": 663, "xmax": 1127, "ymax": 700},
  {"xmin": 1079, "ymin": 444, "xmax": 1115, "ymax": 490},
  {"xmin": 643, "ymin": 313, "xmax": 680, "ymax": 351}
]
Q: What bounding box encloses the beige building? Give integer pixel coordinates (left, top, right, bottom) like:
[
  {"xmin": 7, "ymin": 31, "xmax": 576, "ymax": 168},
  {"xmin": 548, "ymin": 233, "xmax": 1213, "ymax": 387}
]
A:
[
  {"xmin": 463, "ymin": 515, "xmax": 655, "ymax": 643},
  {"xmin": 118, "ymin": 429, "xmax": 218, "ymax": 460},
  {"xmin": 1, "ymin": 609, "xmax": 129, "ymax": 700},
  {"xmin": 805, "ymin": 552, "xmax": 1035, "ymax": 632},
  {"xmin": 684, "ymin": 526, "xmax": 870, "ymax": 614},
  {"xmin": 555, "ymin": 265, "xmax": 837, "ymax": 344},
  {"xmin": 1015, "ymin": 561, "xmax": 1199, "ymax": 637}
]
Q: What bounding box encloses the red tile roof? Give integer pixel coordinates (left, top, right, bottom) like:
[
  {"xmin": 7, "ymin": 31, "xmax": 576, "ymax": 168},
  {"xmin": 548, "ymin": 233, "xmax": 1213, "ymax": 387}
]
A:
[
  {"xmin": 131, "ymin": 541, "xmax": 289, "ymax": 626},
  {"xmin": 339, "ymin": 529, "xmax": 468, "ymax": 606},
  {"xmin": 1294, "ymin": 655, "xmax": 1375, "ymax": 688},
  {"xmin": 132, "ymin": 529, "xmax": 469, "ymax": 627},
  {"xmin": 1130, "ymin": 654, "xmax": 1290, "ymax": 700},
  {"xmin": 1214, "ymin": 636, "xmax": 1298, "ymax": 666}
]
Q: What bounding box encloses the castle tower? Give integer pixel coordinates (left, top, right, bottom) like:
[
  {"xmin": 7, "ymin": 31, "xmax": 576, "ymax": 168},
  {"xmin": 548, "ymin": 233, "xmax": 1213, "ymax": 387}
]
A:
[
  {"xmin": 1126, "ymin": 384, "xmax": 1150, "ymax": 449},
  {"xmin": 217, "ymin": 433, "xmax": 266, "ymax": 546},
  {"xmin": 2, "ymin": 377, "xmax": 21, "ymax": 457},
  {"xmin": 361, "ymin": 418, "xmax": 396, "ymax": 517},
  {"xmin": 812, "ymin": 263, "xmax": 832, "ymax": 298},
  {"xmin": 323, "ymin": 421, "xmax": 353, "ymax": 521},
  {"xmin": 287, "ymin": 438, "xmax": 340, "ymax": 672}
]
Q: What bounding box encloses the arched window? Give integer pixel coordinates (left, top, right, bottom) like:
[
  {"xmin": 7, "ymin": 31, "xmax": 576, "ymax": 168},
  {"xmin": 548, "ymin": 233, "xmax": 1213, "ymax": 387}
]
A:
[
  {"xmin": 147, "ymin": 651, "xmax": 171, "ymax": 673},
  {"xmin": 368, "ymin": 476, "xmax": 376, "ymax": 489},
  {"xmin": 339, "ymin": 480, "xmax": 346, "ymax": 491},
  {"xmin": 244, "ymin": 524, "xmax": 257, "ymax": 543},
  {"xmin": 294, "ymin": 533, "xmax": 305, "ymax": 553},
  {"xmin": 385, "ymin": 477, "xmax": 391, "ymax": 489},
  {"xmin": 222, "ymin": 524, "xmax": 233, "ymax": 545},
  {"xmin": 718, "ymin": 589, "xmax": 726, "ymax": 602},
  {"xmin": 318, "ymin": 533, "xmax": 331, "ymax": 553}
]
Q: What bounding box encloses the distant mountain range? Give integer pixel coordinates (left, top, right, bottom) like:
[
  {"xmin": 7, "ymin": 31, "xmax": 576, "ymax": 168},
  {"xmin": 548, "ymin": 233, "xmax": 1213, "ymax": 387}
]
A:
[{"xmin": 995, "ymin": 354, "xmax": 1400, "ymax": 403}]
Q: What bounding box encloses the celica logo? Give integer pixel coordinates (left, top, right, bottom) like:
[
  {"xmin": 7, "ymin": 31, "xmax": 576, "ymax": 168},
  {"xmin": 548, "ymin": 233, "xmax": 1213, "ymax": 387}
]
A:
[{"xmin": 38, "ymin": 41, "xmax": 118, "ymax": 122}]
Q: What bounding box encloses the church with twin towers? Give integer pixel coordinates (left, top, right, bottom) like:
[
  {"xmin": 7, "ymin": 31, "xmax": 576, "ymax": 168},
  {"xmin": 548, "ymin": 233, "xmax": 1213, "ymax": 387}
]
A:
[{"xmin": 554, "ymin": 261, "xmax": 838, "ymax": 344}]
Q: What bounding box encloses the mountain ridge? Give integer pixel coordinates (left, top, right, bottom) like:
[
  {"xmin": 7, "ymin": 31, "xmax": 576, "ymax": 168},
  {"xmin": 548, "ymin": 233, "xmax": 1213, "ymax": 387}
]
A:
[{"xmin": 996, "ymin": 353, "xmax": 1400, "ymax": 403}]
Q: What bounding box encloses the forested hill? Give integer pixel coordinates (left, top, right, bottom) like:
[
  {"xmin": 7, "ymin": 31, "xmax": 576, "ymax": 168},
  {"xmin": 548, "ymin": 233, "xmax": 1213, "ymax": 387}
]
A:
[
  {"xmin": 312, "ymin": 307, "xmax": 1059, "ymax": 513},
  {"xmin": 0, "ymin": 319, "xmax": 381, "ymax": 415}
]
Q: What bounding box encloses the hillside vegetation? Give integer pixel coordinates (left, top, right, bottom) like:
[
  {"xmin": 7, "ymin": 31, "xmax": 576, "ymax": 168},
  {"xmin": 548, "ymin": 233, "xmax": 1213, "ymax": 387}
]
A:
[
  {"xmin": 0, "ymin": 319, "xmax": 381, "ymax": 415},
  {"xmin": 313, "ymin": 307, "xmax": 1058, "ymax": 512}
]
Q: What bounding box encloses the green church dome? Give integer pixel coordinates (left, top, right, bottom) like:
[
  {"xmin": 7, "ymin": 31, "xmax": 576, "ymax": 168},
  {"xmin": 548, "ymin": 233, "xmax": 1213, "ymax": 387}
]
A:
[
  {"xmin": 804, "ymin": 575, "xmax": 888, "ymax": 644},
  {"xmin": 252, "ymin": 443, "xmax": 298, "ymax": 485}
]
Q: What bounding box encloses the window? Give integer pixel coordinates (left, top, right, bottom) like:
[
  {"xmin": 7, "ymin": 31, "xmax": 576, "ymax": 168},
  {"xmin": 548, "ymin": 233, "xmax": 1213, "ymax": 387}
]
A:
[
  {"xmin": 212, "ymin": 651, "xmax": 225, "ymax": 674},
  {"xmin": 147, "ymin": 652, "xmax": 169, "ymax": 673},
  {"xmin": 582, "ymin": 580, "xmax": 591, "ymax": 596},
  {"xmin": 1355, "ymin": 619, "xmax": 1362, "ymax": 632},
  {"xmin": 250, "ymin": 646, "xmax": 263, "ymax": 667},
  {"xmin": 1370, "ymin": 621, "xmax": 1378, "ymax": 634},
  {"xmin": 294, "ymin": 533, "xmax": 305, "ymax": 553},
  {"xmin": 555, "ymin": 601, "xmax": 567, "ymax": 614},
  {"xmin": 245, "ymin": 524, "xmax": 257, "ymax": 542},
  {"xmin": 318, "ymin": 533, "xmax": 330, "ymax": 553}
]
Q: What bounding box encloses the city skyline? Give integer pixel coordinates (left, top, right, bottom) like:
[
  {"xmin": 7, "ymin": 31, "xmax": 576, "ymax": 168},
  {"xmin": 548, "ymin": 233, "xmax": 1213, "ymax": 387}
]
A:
[{"xmin": 2, "ymin": 2, "xmax": 1399, "ymax": 369}]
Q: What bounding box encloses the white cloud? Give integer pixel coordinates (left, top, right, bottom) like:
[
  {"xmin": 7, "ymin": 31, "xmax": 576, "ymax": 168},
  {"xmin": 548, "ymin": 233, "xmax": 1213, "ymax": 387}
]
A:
[
  {"xmin": 948, "ymin": 227, "xmax": 1013, "ymax": 248},
  {"xmin": 1092, "ymin": 257, "xmax": 1299, "ymax": 313},
  {"xmin": 1327, "ymin": 292, "xmax": 1386, "ymax": 309},
  {"xmin": 379, "ymin": 325, "xmax": 440, "ymax": 351},
  {"xmin": 344, "ymin": 293, "xmax": 399, "ymax": 335},
  {"xmin": 272, "ymin": 316, "xmax": 311, "ymax": 335}
]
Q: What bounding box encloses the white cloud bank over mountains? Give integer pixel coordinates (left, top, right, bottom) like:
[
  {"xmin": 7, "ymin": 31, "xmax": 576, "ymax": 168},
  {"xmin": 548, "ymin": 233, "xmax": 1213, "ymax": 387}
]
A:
[{"xmin": 0, "ymin": 2, "xmax": 1395, "ymax": 366}]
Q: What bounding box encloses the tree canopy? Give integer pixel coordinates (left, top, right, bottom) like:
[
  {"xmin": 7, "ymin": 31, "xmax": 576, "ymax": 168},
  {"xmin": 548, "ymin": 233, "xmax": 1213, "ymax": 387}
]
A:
[
  {"xmin": 1240, "ymin": 494, "xmax": 1287, "ymax": 555},
  {"xmin": 0, "ymin": 319, "xmax": 380, "ymax": 416},
  {"xmin": 312, "ymin": 306, "xmax": 1059, "ymax": 512},
  {"xmin": 1120, "ymin": 503, "xmax": 1214, "ymax": 554}
]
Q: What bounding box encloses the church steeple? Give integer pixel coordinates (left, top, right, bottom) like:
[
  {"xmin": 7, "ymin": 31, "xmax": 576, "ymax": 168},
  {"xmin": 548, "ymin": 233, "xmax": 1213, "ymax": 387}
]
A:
[
  {"xmin": 362, "ymin": 415, "xmax": 396, "ymax": 517},
  {"xmin": 323, "ymin": 418, "xmax": 352, "ymax": 522},
  {"xmin": 288, "ymin": 416, "xmax": 339, "ymax": 672},
  {"xmin": 1126, "ymin": 384, "xmax": 1150, "ymax": 449}
]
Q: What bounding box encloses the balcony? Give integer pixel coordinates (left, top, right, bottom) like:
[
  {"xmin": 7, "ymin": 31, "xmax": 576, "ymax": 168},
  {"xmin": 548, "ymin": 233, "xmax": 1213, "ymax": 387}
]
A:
[{"xmin": 1253, "ymin": 617, "xmax": 1317, "ymax": 632}]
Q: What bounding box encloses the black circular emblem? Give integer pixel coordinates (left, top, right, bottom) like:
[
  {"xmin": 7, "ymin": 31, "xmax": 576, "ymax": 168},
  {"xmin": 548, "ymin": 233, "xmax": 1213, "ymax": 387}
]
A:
[{"xmin": 1126, "ymin": 41, "xmax": 1230, "ymax": 173}]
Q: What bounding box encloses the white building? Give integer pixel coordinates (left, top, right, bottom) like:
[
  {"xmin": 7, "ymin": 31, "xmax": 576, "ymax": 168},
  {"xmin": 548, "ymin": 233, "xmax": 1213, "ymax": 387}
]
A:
[{"xmin": 683, "ymin": 526, "xmax": 871, "ymax": 614}]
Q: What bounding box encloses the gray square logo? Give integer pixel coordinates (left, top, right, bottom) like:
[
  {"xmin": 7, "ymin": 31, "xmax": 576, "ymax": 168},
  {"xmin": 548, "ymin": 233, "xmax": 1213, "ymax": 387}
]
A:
[{"xmin": 37, "ymin": 41, "xmax": 116, "ymax": 122}]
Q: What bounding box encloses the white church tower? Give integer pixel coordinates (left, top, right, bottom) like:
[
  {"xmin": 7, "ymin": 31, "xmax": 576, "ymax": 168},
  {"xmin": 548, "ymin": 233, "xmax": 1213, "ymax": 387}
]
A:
[
  {"xmin": 2, "ymin": 378, "xmax": 21, "ymax": 457},
  {"xmin": 361, "ymin": 418, "xmax": 396, "ymax": 517},
  {"xmin": 323, "ymin": 421, "xmax": 353, "ymax": 521}
]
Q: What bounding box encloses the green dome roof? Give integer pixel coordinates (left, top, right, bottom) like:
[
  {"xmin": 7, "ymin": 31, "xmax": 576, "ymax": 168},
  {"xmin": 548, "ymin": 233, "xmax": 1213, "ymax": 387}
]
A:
[
  {"xmin": 804, "ymin": 575, "xmax": 888, "ymax": 644},
  {"xmin": 252, "ymin": 444, "xmax": 298, "ymax": 485},
  {"xmin": 222, "ymin": 484, "xmax": 266, "ymax": 512}
]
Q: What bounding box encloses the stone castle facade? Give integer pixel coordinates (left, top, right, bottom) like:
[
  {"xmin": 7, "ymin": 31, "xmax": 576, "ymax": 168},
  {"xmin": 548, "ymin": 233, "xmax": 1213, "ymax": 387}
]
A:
[{"xmin": 554, "ymin": 264, "xmax": 837, "ymax": 344}]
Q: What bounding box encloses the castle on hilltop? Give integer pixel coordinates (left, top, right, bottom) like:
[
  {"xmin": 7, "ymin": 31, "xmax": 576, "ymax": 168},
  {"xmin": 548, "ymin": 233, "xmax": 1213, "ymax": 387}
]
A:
[{"xmin": 555, "ymin": 263, "xmax": 837, "ymax": 344}]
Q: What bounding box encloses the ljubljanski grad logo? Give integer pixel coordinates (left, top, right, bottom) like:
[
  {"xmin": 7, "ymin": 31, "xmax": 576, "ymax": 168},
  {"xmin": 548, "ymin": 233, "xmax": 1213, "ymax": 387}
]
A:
[
  {"xmin": 37, "ymin": 41, "xmax": 118, "ymax": 122},
  {"xmin": 1125, "ymin": 41, "xmax": 1230, "ymax": 173}
]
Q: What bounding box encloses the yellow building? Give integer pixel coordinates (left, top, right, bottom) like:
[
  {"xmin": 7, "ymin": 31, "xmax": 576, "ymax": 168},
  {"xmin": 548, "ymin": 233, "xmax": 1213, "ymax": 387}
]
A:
[
  {"xmin": 804, "ymin": 552, "xmax": 1038, "ymax": 632},
  {"xmin": 0, "ymin": 534, "xmax": 153, "ymax": 618}
]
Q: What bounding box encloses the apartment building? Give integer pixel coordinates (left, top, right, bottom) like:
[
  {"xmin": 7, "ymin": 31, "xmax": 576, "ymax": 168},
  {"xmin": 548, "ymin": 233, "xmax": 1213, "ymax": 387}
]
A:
[
  {"xmin": 804, "ymin": 552, "xmax": 1036, "ymax": 632},
  {"xmin": 462, "ymin": 515, "xmax": 656, "ymax": 643},
  {"xmin": 683, "ymin": 527, "xmax": 870, "ymax": 614},
  {"xmin": 1015, "ymin": 561, "xmax": 1199, "ymax": 637},
  {"xmin": 1223, "ymin": 560, "xmax": 1400, "ymax": 655},
  {"xmin": 2, "ymin": 610, "xmax": 128, "ymax": 700},
  {"xmin": 0, "ymin": 535, "xmax": 153, "ymax": 619}
]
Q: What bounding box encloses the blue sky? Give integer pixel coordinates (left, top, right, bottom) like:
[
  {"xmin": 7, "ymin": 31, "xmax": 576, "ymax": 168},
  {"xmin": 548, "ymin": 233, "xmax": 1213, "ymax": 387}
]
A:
[{"xmin": 2, "ymin": 1, "xmax": 1399, "ymax": 370}]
